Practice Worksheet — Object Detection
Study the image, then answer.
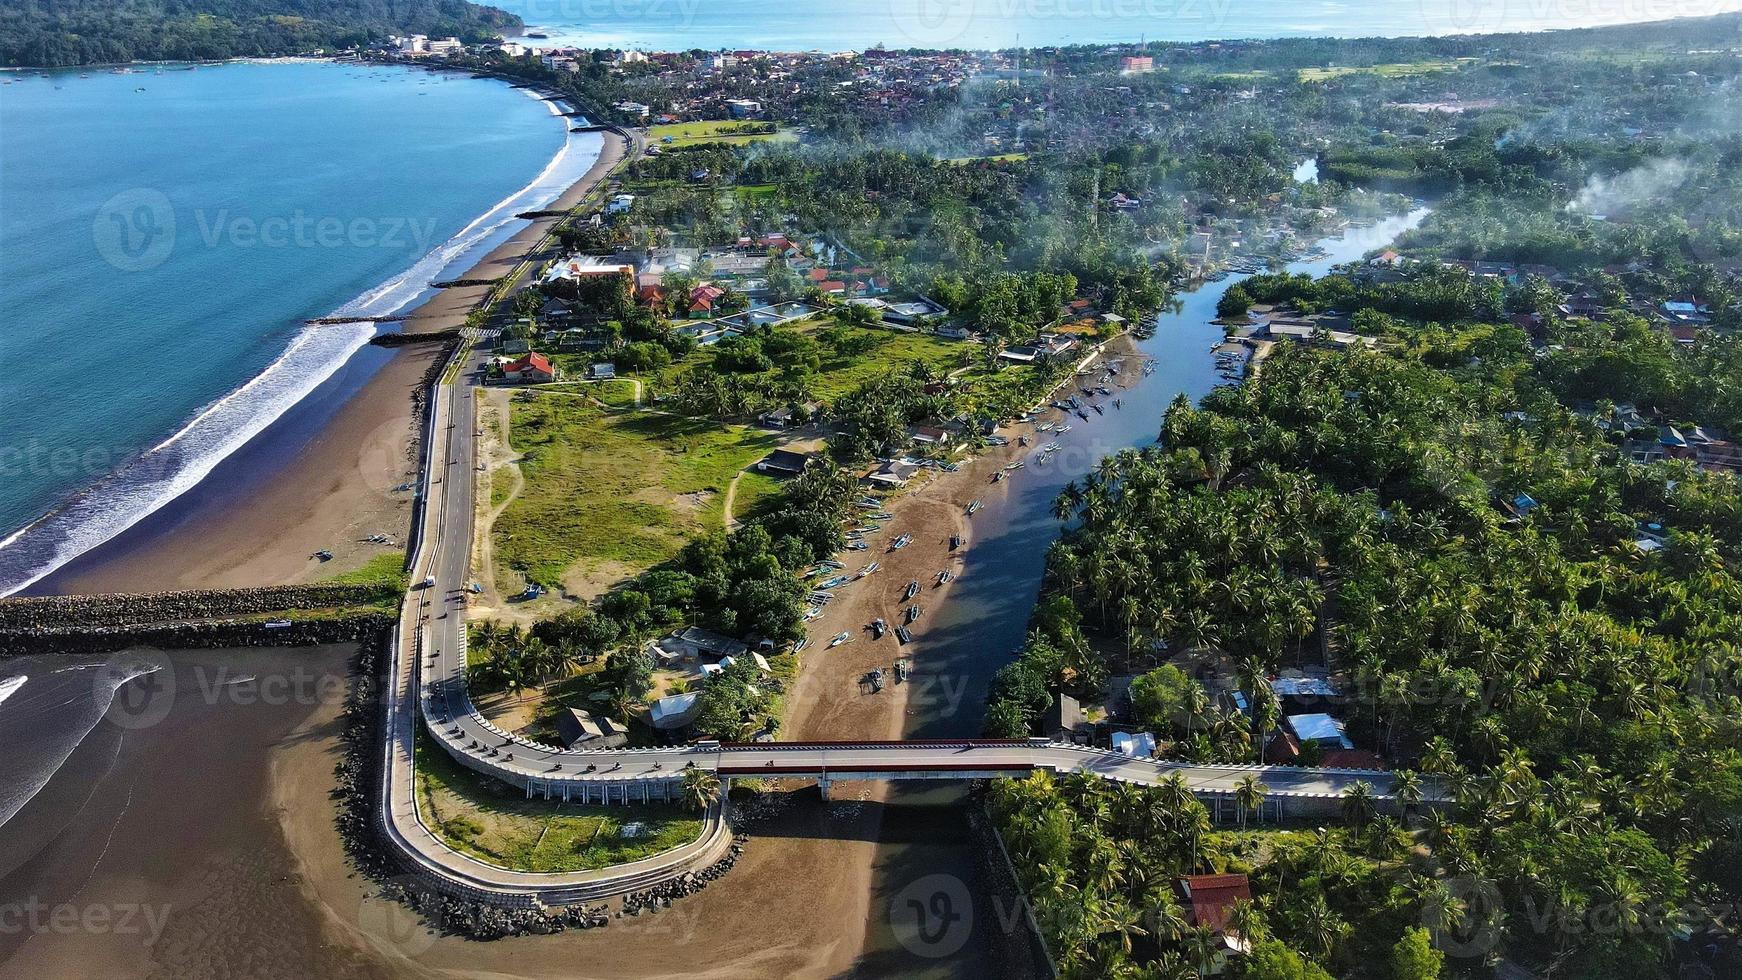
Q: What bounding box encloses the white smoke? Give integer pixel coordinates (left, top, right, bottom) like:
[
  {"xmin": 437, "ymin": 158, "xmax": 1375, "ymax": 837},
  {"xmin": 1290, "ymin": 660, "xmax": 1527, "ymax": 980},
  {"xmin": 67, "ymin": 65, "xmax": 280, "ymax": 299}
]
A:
[{"xmin": 1566, "ymin": 158, "xmax": 1692, "ymax": 217}]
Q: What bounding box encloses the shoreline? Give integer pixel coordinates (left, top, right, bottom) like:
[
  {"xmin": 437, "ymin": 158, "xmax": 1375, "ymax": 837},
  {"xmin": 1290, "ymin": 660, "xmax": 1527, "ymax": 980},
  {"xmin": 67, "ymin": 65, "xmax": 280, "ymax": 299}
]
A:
[{"xmin": 24, "ymin": 90, "xmax": 631, "ymax": 597}]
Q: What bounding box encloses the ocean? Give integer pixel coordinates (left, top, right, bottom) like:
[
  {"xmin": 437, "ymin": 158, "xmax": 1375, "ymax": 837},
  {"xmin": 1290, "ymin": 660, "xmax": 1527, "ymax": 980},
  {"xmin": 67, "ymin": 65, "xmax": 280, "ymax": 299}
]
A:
[
  {"xmin": 494, "ymin": 0, "xmax": 1742, "ymax": 51},
  {"xmin": 0, "ymin": 61, "xmax": 602, "ymax": 596}
]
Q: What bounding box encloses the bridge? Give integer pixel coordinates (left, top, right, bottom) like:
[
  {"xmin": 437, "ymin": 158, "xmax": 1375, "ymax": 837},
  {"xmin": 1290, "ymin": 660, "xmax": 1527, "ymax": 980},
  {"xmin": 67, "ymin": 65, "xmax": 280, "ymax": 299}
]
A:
[{"xmin": 377, "ymin": 318, "xmax": 1416, "ymax": 909}]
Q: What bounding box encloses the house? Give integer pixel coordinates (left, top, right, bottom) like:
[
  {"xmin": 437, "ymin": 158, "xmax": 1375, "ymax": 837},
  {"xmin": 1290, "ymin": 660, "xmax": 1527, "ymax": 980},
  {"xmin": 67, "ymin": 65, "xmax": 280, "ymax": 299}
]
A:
[
  {"xmin": 662, "ymin": 626, "xmax": 749, "ymax": 661},
  {"xmin": 1177, "ymin": 874, "xmax": 1253, "ymax": 957},
  {"xmin": 1269, "ymin": 675, "xmax": 1341, "ymax": 712},
  {"xmin": 998, "ymin": 346, "xmax": 1041, "ymax": 364},
  {"xmin": 934, "ymin": 325, "xmax": 974, "ymax": 340},
  {"xmin": 1119, "ymin": 55, "xmax": 1155, "ymax": 74},
  {"xmin": 500, "ymin": 352, "xmax": 556, "ymax": 383},
  {"xmin": 649, "ymin": 692, "xmax": 701, "ymax": 730},
  {"xmin": 539, "ymin": 297, "xmax": 575, "ymax": 322},
  {"xmin": 757, "ymin": 448, "xmax": 814, "ymax": 476},
  {"xmin": 1265, "ymin": 320, "xmax": 1318, "ymax": 342},
  {"xmin": 605, "ymin": 193, "xmax": 636, "ymax": 215},
  {"xmin": 725, "ymin": 98, "xmax": 763, "ymax": 118},
  {"xmin": 1110, "ymin": 192, "xmax": 1142, "ymax": 210},
  {"xmin": 554, "ymin": 708, "xmax": 627, "ymax": 749},
  {"xmin": 1285, "ymin": 713, "xmax": 1354, "ymax": 749},
  {"xmin": 865, "ymin": 459, "xmax": 920, "ymax": 487},
  {"xmin": 1036, "ymin": 333, "xmax": 1078, "ymax": 357},
  {"xmin": 759, "ymin": 403, "xmax": 817, "ymax": 428},
  {"xmin": 1111, "ymin": 731, "xmax": 1156, "ymax": 757},
  {"xmin": 589, "ymin": 363, "xmax": 616, "ymax": 380},
  {"xmin": 910, "ymin": 425, "xmax": 952, "ymax": 445},
  {"xmin": 688, "ymin": 283, "xmax": 726, "ymax": 318},
  {"xmin": 1043, "ymin": 692, "xmax": 1090, "ymax": 743}
]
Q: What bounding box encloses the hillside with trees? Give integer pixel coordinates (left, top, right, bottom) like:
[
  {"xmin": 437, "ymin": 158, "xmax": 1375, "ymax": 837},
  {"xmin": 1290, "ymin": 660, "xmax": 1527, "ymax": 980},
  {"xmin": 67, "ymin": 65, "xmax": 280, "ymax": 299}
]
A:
[{"xmin": 0, "ymin": 0, "xmax": 518, "ymax": 66}]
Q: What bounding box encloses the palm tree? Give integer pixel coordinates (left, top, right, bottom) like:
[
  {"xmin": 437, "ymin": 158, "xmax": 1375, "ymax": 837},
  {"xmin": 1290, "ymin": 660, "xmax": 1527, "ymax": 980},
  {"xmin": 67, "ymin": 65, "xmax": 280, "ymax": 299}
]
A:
[
  {"xmin": 1391, "ymin": 769, "xmax": 1424, "ymax": 821},
  {"xmin": 1234, "ymin": 774, "xmax": 1266, "ymax": 829},
  {"xmin": 1226, "ymin": 898, "xmax": 1267, "ymax": 946},
  {"xmin": 682, "ymin": 767, "xmax": 722, "ymax": 812},
  {"xmin": 1341, "ymin": 780, "xmax": 1377, "ymax": 829}
]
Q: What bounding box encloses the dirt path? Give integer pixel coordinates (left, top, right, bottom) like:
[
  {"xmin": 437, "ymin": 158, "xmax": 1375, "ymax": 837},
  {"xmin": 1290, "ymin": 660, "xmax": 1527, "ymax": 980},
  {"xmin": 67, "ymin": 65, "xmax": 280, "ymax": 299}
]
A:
[
  {"xmin": 722, "ymin": 471, "xmax": 743, "ymax": 530},
  {"xmin": 469, "ymin": 387, "xmax": 536, "ymax": 626}
]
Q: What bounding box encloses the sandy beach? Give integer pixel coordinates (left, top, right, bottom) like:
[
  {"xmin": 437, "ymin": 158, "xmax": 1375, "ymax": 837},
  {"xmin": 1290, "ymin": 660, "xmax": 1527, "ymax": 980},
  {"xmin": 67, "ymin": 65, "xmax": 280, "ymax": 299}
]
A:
[{"xmin": 34, "ymin": 124, "xmax": 629, "ymax": 597}]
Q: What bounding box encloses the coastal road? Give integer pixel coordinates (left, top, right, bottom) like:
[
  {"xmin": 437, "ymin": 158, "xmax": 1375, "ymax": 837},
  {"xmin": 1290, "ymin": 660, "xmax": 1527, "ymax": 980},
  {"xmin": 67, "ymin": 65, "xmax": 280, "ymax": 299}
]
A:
[{"xmin": 377, "ymin": 338, "xmax": 1422, "ymax": 907}]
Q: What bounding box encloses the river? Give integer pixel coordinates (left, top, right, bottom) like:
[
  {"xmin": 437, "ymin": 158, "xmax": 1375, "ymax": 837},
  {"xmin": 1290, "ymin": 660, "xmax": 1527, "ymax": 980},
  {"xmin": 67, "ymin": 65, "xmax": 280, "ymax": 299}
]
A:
[{"xmin": 906, "ymin": 206, "xmax": 1431, "ymax": 738}]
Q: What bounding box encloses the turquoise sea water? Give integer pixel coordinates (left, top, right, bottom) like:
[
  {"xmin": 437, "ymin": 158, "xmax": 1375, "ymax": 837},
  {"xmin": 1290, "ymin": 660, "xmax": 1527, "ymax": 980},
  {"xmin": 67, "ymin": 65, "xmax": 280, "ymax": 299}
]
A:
[
  {"xmin": 497, "ymin": 0, "xmax": 1742, "ymax": 51},
  {"xmin": 0, "ymin": 61, "xmax": 600, "ymax": 595}
]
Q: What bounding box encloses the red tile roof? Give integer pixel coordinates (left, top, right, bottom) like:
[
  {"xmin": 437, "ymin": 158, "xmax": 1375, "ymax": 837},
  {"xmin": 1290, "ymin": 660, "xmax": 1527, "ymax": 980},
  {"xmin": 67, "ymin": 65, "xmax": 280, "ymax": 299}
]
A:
[
  {"xmin": 505, "ymin": 352, "xmax": 553, "ymax": 376},
  {"xmin": 1178, "ymin": 874, "xmax": 1251, "ymax": 934}
]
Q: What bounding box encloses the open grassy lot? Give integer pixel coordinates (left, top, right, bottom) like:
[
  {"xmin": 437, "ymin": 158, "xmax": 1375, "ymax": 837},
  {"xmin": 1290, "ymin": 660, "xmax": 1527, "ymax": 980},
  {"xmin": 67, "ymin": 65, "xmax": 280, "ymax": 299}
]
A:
[
  {"xmin": 646, "ymin": 120, "xmax": 798, "ymax": 147},
  {"xmin": 1298, "ymin": 59, "xmax": 1474, "ymax": 83},
  {"xmin": 413, "ymin": 731, "xmax": 702, "ymax": 872},
  {"xmin": 804, "ymin": 324, "xmax": 971, "ymax": 401},
  {"xmin": 492, "ymin": 392, "xmax": 781, "ymax": 591},
  {"xmin": 944, "ymin": 152, "xmax": 1030, "ymax": 165}
]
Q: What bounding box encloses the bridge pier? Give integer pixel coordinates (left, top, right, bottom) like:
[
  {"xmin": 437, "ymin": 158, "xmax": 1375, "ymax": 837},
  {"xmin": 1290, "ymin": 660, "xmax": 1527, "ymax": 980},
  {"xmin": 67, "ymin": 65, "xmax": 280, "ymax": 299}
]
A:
[{"xmin": 817, "ymin": 775, "xmax": 831, "ymax": 801}]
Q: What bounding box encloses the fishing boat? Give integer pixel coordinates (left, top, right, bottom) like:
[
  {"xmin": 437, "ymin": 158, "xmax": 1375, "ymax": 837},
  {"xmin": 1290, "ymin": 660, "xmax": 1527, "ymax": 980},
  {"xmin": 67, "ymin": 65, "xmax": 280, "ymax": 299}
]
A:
[
  {"xmin": 1037, "ymin": 422, "xmax": 1054, "ymax": 432},
  {"xmin": 871, "ymin": 618, "xmax": 888, "ymax": 639},
  {"xmin": 1043, "ymin": 441, "xmax": 1062, "ymax": 453},
  {"xmin": 905, "ymin": 605, "xmax": 923, "ymax": 624},
  {"xmin": 819, "ymin": 576, "xmax": 850, "ymax": 589},
  {"xmin": 868, "ymin": 669, "xmax": 885, "ymax": 693},
  {"xmin": 829, "ymin": 631, "xmax": 852, "ymax": 647},
  {"xmin": 1019, "ymin": 435, "xmax": 1030, "ymax": 446},
  {"xmin": 895, "ymin": 627, "xmax": 913, "ymax": 644},
  {"xmin": 949, "ymin": 535, "xmax": 963, "ymax": 550},
  {"xmin": 1077, "ymin": 411, "xmax": 1091, "ymax": 421},
  {"xmin": 904, "ymin": 580, "xmax": 921, "ymax": 600},
  {"xmin": 1092, "ymin": 404, "xmax": 1104, "ymax": 415},
  {"xmin": 967, "ymin": 499, "xmax": 982, "ymax": 516},
  {"xmin": 993, "ymin": 471, "xmax": 1007, "ymax": 483},
  {"xmin": 794, "ymin": 638, "xmax": 810, "ymax": 652},
  {"xmin": 848, "ymin": 541, "xmax": 869, "ymax": 550},
  {"xmin": 890, "ymin": 533, "xmax": 913, "ymax": 550},
  {"xmin": 820, "ymin": 559, "xmax": 845, "ymax": 569},
  {"xmin": 895, "ymin": 658, "xmax": 912, "ymax": 682},
  {"xmin": 856, "ymin": 562, "xmax": 881, "ymax": 578},
  {"xmin": 1007, "ymin": 460, "xmax": 1025, "ymax": 470},
  {"xmin": 872, "ymin": 512, "xmax": 895, "ymax": 520},
  {"xmin": 936, "ymin": 569, "xmax": 954, "ymax": 585}
]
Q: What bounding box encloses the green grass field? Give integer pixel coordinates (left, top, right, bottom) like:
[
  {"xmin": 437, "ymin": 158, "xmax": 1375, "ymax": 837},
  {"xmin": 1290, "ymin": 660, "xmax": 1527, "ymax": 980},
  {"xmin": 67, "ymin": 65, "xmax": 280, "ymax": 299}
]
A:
[
  {"xmin": 1298, "ymin": 59, "xmax": 1474, "ymax": 83},
  {"xmin": 647, "ymin": 120, "xmax": 798, "ymax": 147},
  {"xmin": 413, "ymin": 731, "xmax": 702, "ymax": 873},
  {"xmin": 492, "ymin": 393, "xmax": 781, "ymax": 590},
  {"xmin": 944, "ymin": 152, "xmax": 1030, "ymax": 165},
  {"xmin": 805, "ymin": 324, "xmax": 972, "ymax": 401}
]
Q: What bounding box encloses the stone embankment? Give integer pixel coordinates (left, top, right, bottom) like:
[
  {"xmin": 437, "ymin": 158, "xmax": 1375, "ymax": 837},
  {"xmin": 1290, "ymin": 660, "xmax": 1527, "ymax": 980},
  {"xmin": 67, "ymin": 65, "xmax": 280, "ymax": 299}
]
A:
[{"xmin": 0, "ymin": 585, "xmax": 394, "ymax": 656}]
